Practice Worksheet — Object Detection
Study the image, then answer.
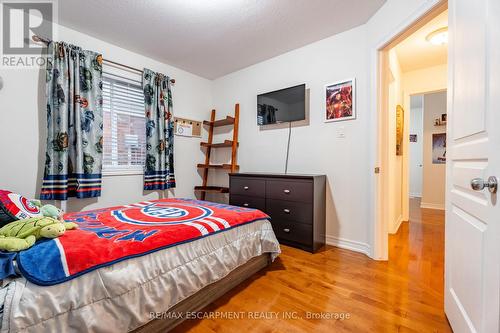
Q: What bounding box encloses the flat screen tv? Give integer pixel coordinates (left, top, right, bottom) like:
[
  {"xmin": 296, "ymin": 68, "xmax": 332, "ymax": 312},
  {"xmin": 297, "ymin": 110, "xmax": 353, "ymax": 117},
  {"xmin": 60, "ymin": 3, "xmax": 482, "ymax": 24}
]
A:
[{"xmin": 257, "ymin": 84, "xmax": 305, "ymax": 125}]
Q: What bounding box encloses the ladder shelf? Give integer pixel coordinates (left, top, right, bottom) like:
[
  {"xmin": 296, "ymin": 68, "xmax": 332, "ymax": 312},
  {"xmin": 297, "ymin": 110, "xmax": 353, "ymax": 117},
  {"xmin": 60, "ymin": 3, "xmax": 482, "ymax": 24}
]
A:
[
  {"xmin": 200, "ymin": 140, "xmax": 238, "ymax": 148},
  {"xmin": 202, "ymin": 116, "xmax": 235, "ymax": 127},
  {"xmin": 194, "ymin": 104, "xmax": 240, "ymax": 200}
]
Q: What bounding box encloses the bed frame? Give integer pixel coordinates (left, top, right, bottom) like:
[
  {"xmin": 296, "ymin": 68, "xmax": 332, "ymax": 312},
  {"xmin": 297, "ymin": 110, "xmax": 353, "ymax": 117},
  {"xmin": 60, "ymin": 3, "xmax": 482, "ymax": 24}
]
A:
[{"xmin": 132, "ymin": 253, "xmax": 272, "ymax": 332}]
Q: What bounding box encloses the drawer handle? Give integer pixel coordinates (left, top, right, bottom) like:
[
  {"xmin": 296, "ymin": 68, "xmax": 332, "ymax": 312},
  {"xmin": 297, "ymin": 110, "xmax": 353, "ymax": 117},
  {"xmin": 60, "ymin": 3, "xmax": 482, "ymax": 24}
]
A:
[
  {"xmin": 283, "ymin": 209, "xmax": 290, "ymax": 214},
  {"xmin": 283, "ymin": 228, "xmax": 290, "ymax": 233},
  {"xmin": 243, "ymin": 203, "xmax": 249, "ymax": 207},
  {"xmin": 283, "ymin": 189, "xmax": 291, "ymax": 194},
  {"xmin": 244, "ymin": 186, "xmax": 249, "ymax": 190}
]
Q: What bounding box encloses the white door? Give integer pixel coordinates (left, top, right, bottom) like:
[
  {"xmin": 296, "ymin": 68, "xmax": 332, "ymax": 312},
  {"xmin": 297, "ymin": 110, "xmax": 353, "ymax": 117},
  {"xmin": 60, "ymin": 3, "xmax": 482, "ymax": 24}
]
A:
[
  {"xmin": 446, "ymin": 0, "xmax": 500, "ymax": 332},
  {"xmin": 409, "ymin": 96, "xmax": 423, "ymax": 197}
]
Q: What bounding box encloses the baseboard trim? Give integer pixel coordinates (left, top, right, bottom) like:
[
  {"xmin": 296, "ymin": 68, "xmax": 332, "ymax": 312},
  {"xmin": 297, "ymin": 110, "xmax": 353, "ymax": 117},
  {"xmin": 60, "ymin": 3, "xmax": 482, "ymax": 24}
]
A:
[
  {"xmin": 325, "ymin": 235, "xmax": 371, "ymax": 257},
  {"xmin": 420, "ymin": 202, "xmax": 445, "ymax": 210},
  {"xmin": 389, "ymin": 215, "xmax": 403, "ymax": 234}
]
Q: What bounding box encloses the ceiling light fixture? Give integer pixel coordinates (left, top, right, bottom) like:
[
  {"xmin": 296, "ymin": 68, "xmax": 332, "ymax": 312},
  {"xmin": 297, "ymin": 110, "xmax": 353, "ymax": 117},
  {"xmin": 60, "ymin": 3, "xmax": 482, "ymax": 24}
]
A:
[{"xmin": 426, "ymin": 27, "xmax": 448, "ymax": 45}]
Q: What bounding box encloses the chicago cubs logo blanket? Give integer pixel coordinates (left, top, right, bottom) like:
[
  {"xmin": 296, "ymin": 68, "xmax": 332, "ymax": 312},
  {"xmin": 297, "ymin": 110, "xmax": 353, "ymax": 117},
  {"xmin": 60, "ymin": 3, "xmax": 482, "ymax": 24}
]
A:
[{"xmin": 17, "ymin": 198, "xmax": 269, "ymax": 286}]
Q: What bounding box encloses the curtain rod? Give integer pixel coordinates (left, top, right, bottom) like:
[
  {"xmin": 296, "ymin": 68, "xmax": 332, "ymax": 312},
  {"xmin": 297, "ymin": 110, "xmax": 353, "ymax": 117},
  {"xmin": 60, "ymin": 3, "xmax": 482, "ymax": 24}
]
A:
[{"xmin": 32, "ymin": 35, "xmax": 175, "ymax": 84}]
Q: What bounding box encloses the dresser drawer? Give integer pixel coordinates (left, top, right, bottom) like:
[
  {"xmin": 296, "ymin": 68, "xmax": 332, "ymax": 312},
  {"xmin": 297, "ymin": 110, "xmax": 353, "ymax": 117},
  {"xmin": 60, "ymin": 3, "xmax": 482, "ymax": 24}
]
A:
[
  {"xmin": 230, "ymin": 194, "xmax": 266, "ymax": 211},
  {"xmin": 272, "ymin": 220, "xmax": 312, "ymax": 246},
  {"xmin": 266, "ymin": 199, "xmax": 312, "ymax": 224},
  {"xmin": 230, "ymin": 177, "xmax": 266, "ymax": 197},
  {"xmin": 266, "ymin": 179, "xmax": 313, "ymax": 203}
]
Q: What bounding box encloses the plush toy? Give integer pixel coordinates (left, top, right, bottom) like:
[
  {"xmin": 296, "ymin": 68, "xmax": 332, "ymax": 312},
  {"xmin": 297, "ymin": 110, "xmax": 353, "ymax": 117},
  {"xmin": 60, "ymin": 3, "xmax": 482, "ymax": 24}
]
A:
[
  {"xmin": 29, "ymin": 200, "xmax": 64, "ymax": 221},
  {"xmin": 0, "ymin": 217, "xmax": 77, "ymax": 252}
]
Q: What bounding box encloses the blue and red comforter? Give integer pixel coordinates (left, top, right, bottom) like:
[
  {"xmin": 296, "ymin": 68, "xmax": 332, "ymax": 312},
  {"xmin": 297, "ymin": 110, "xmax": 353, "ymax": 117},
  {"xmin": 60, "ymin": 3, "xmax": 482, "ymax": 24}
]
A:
[{"xmin": 17, "ymin": 198, "xmax": 269, "ymax": 286}]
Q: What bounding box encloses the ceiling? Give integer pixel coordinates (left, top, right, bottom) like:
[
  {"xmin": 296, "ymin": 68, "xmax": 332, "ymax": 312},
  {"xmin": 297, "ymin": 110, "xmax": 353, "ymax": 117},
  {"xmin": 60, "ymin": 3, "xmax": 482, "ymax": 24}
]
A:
[
  {"xmin": 394, "ymin": 10, "xmax": 448, "ymax": 73},
  {"xmin": 58, "ymin": 0, "xmax": 386, "ymax": 79}
]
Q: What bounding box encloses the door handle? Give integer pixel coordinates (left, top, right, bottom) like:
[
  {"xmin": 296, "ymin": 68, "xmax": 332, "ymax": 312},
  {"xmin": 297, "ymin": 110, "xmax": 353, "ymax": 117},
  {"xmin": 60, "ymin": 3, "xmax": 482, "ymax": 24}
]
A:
[
  {"xmin": 283, "ymin": 228, "xmax": 290, "ymax": 233},
  {"xmin": 243, "ymin": 186, "xmax": 249, "ymax": 190},
  {"xmin": 283, "ymin": 189, "xmax": 291, "ymax": 194},
  {"xmin": 471, "ymin": 176, "xmax": 498, "ymax": 193},
  {"xmin": 283, "ymin": 209, "xmax": 290, "ymax": 214},
  {"xmin": 243, "ymin": 203, "xmax": 249, "ymax": 207}
]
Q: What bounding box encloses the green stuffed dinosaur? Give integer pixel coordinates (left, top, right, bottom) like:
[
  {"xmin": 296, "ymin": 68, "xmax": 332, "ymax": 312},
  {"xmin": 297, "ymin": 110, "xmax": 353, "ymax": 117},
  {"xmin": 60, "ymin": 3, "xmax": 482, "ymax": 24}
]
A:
[{"xmin": 0, "ymin": 217, "xmax": 77, "ymax": 252}]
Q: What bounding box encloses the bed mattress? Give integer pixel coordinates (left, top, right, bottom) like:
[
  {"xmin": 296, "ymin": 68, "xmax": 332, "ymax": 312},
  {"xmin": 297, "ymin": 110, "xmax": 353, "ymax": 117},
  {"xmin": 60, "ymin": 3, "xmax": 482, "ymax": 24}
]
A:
[{"xmin": 0, "ymin": 219, "xmax": 280, "ymax": 332}]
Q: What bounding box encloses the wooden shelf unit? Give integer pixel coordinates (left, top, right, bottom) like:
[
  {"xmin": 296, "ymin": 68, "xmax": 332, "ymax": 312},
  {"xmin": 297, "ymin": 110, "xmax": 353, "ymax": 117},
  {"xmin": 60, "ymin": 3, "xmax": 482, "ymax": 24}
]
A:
[
  {"xmin": 194, "ymin": 186, "xmax": 229, "ymax": 193},
  {"xmin": 200, "ymin": 140, "xmax": 238, "ymax": 148},
  {"xmin": 195, "ymin": 104, "xmax": 240, "ymax": 200},
  {"xmin": 203, "ymin": 116, "xmax": 235, "ymax": 127},
  {"xmin": 197, "ymin": 164, "xmax": 240, "ymax": 170}
]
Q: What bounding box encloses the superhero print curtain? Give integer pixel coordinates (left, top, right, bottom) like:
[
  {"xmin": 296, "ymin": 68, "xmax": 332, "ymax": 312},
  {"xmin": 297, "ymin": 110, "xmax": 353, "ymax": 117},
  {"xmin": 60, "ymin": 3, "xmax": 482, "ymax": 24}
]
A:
[
  {"xmin": 41, "ymin": 42, "xmax": 104, "ymax": 200},
  {"xmin": 142, "ymin": 68, "xmax": 176, "ymax": 190}
]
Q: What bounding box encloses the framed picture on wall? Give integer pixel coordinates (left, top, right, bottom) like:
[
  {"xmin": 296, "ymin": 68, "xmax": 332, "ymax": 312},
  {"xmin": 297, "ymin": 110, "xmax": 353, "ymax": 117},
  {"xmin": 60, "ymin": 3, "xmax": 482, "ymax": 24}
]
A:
[
  {"xmin": 396, "ymin": 105, "xmax": 404, "ymax": 155},
  {"xmin": 432, "ymin": 133, "xmax": 446, "ymax": 164},
  {"xmin": 325, "ymin": 78, "xmax": 356, "ymax": 122}
]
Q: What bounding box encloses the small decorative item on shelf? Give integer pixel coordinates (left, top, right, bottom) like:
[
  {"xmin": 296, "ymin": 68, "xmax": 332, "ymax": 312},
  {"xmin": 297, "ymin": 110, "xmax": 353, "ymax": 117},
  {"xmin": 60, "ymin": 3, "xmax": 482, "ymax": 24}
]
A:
[{"xmin": 434, "ymin": 113, "xmax": 447, "ymax": 126}]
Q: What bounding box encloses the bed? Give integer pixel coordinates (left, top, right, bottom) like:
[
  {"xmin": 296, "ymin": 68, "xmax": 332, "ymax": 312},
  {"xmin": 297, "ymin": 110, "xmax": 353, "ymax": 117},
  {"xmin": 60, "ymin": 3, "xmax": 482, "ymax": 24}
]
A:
[{"xmin": 0, "ymin": 198, "xmax": 280, "ymax": 333}]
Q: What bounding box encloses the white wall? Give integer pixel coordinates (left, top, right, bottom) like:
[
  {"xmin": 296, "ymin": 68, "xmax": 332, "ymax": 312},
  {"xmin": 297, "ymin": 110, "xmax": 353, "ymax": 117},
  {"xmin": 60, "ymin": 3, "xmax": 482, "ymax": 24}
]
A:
[
  {"xmin": 409, "ymin": 96, "xmax": 424, "ymax": 197},
  {"xmin": 421, "ymin": 91, "xmax": 446, "ymax": 209},
  {"xmin": 402, "ymin": 64, "xmax": 448, "ymax": 94},
  {"xmin": 211, "ymin": 25, "xmax": 371, "ymax": 251},
  {"xmin": 0, "ymin": 24, "xmax": 212, "ymax": 212},
  {"xmin": 387, "ymin": 49, "xmax": 404, "ymax": 234}
]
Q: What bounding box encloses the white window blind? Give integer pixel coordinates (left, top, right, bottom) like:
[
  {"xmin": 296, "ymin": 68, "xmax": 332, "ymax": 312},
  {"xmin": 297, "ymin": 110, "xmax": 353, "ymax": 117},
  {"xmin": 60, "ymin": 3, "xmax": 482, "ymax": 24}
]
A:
[{"xmin": 102, "ymin": 72, "xmax": 146, "ymax": 174}]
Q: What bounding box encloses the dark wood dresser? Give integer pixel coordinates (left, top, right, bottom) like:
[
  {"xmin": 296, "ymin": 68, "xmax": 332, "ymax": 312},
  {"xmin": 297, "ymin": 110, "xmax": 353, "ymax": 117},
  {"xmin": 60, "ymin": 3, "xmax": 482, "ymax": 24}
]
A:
[{"xmin": 229, "ymin": 173, "xmax": 326, "ymax": 252}]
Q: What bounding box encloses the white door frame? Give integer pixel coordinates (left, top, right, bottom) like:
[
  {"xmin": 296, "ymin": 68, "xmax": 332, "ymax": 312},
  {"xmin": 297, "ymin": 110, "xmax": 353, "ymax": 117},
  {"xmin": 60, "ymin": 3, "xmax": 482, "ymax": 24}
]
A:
[{"xmin": 369, "ymin": 0, "xmax": 446, "ymax": 260}]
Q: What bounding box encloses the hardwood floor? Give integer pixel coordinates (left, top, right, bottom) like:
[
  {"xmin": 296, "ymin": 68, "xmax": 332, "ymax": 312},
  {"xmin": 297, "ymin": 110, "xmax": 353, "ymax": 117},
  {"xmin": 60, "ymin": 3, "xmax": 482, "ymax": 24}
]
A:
[{"xmin": 173, "ymin": 199, "xmax": 451, "ymax": 332}]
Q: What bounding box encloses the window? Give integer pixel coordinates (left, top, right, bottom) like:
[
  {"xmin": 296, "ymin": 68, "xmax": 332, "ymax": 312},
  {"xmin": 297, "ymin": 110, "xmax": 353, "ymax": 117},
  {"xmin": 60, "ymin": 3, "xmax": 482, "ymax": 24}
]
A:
[{"xmin": 102, "ymin": 71, "xmax": 146, "ymax": 174}]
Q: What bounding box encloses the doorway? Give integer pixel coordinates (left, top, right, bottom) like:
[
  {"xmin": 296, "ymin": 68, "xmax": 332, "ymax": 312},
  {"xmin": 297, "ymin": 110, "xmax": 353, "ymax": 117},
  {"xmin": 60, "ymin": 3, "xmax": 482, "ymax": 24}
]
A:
[
  {"xmin": 374, "ymin": 1, "xmax": 448, "ymax": 260},
  {"xmin": 376, "ymin": 0, "xmax": 449, "ymax": 322},
  {"xmin": 409, "ymin": 91, "xmax": 447, "ymax": 213},
  {"xmin": 373, "ymin": 1, "xmax": 500, "ymax": 331},
  {"xmin": 379, "ymin": 0, "xmax": 448, "ymax": 290}
]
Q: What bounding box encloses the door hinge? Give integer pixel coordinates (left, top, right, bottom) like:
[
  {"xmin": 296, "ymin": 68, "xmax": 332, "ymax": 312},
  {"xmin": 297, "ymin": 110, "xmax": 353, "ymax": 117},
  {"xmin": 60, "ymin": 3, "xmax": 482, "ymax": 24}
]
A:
[{"xmin": 374, "ymin": 167, "xmax": 380, "ymax": 174}]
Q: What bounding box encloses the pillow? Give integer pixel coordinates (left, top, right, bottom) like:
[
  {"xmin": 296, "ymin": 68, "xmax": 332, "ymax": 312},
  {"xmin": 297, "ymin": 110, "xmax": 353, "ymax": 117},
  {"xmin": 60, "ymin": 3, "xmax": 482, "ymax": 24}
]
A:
[{"xmin": 0, "ymin": 190, "xmax": 42, "ymax": 224}]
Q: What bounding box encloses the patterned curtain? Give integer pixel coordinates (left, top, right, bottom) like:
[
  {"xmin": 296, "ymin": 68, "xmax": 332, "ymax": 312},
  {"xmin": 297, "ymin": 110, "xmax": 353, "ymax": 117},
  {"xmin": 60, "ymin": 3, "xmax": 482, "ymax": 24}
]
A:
[
  {"xmin": 142, "ymin": 68, "xmax": 175, "ymax": 190},
  {"xmin": 41, "ymin": 42, "xmax": 104, "ymax": 200}
]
